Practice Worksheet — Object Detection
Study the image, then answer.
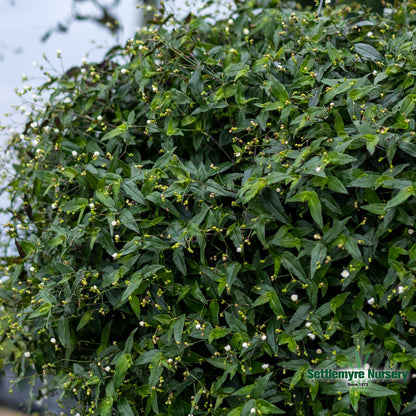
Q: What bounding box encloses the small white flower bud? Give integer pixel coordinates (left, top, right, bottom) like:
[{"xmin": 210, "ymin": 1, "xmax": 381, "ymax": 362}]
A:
[
  {"xmin": 307, "ymin": 333, "xmax": 316, "ymax": 340},
  {"xmin": 341, "ymin": 270, "xmax": 349, "ymax": 278},
  {"xmin": 72, "ymin": 150, "xmax": 78, "ymax": 157},
  {"xmin": 398, "ymin": 286, "xmax": 404, "ymax": 294},
  {"xmin": 50, "ymin": 337, "xmax": 56, "ymax": 344},
  {"xmin": 291, "ymin": 294, "xmax": 298, "ymax": 302},
  {"xmin": 224, "ymin": 344, "xmax": 231, "ymax": 352},
  {"xmin": 261, "ymin": 363, "xmax": 269, "ymax": 369},
  {"xmin": 367, "ymin": 297, "xmax": 375, "ymax": 305}
]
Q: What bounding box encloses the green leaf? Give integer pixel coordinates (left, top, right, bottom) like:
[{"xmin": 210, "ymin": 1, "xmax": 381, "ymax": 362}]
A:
[
  {"xmin": 256, "ymin": 399, "xmax": 285, "ymax": 414},
  {"xmin": 96, "ymin": 190, "xmax": 117, "ymax": 210},
  {"xmin": 282, "ymin": 251, "xmax": 306, "ymax": 282},
  {"xmin": 386, "ymin": 186, "xmax": 415, "ymax": 209},
  {"xmin": 120, "ymin": 209, "xmax": 140, "ymax": 233},
  {"xmin": 102, "ymin": 123, "xmax": 126, "ymax": 140},
  {"xmin": 330, "ymin": 292, "xmax": 350, "ymax": 314},
  {"xmin": 189, "ymin": 66, "xmax": 204, "ymax": 98},
  {"xmin": 57, "ymin": 315, "xmax": 71, "ymax": 348},
  {"xmin": 354, "ymin": 42, "xmax": 383, "ymax": 61},
  {"xmin": 117, "ymin": 397, "xmax": 135, "ymax": 416},
  {"xmin": 116, "ymin": 273, "xmax": 143, "ymax": 308},
  {"xmin": 362, "ymin": 383, "xmax": 398, "ymax": 397},
  {"xmin": 62, "ymin": 197, "xmax": 88, "ymax": 212},
  {"xmin": 122, "ymin": 180, "xmax": 147, "ymax": 205},
  {"xmin": 208, "ymin": 327, "xmax": 231, "ymax": 343},
  {"xmin": 76, "ymin": 311, "xmax": 92, "ymax": 331},
  {"xmin": 172, "ymin": 314, "xmax": 186, "ymax": 344},
  {"xmin": 114, "ymin": 353, "xmax": 130, "ymax": 389},
  {"xmin": 308, "ymin": 191, "xmax": 324, "ymax": 230},
  {"xmin": 269, "ymin": 75, "xmax": 289, "ymax": 102},
  {"xmin": 374, "ymin": 396, "xmax": 388, "ymax": 416},
  {"xmin": 100, "ymin": 397, "xmax": 114, "ymax": 416}
]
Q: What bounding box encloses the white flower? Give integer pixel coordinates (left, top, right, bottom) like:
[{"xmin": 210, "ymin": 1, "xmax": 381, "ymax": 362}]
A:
[
  {"xmin": 146, "ymin": 5, "xmax": 153, "ymax": 11},
  {"xmin": 341, "ymin": 270, "xmax": 350, "ymax": 278},
  {"xmin": 36, "ymin": 148, "xmax": 42, "ymax": 154},
  {"xmin": 51, "ymin": 203, "xmax": 57, "ymax": 209},
  {"xmin": 307, "ymin": 333, "xmax": 316, "ymax": 340},
  {"xmin": 147, "ymin": 120, "xmax": 152, "ymax": 124},
  {"xmin": 104, "ymin": 366, "xmax": 111, "ymax": 372},
  {"xmin": 398, "ymin": 285, "xmax": 404, "ymax": 294},
  {"xmin": 409, "ymin": 229, "xmax": 414, "ymax": 235},
  {"xmin": 24, "ymin": 352, "xmax": 30, "ymax": 358},
  {"xmin": 120, "ymin": 68, "xmax": 127, "ymax": 74},
  {"xmin": 250, "ymin": 408, "xmax": 256, "ymax": 414},
  {"xmin": 29, "ymin": 267, "xmax": 35, "ymax": 272},
  {"xmin": 97, "ymin": 115, "xmax": 103, "ymax": 121},
  {"xmin": 372, "ymin": 70, "xmax": 378, "ymax": 76},
  {"xmin": 236, "ymin": 247, "xmax": 242, "ymax": 253},
  {"xmin": 75, "ymin": 413, "xmax": 81, "ymax": 416},
  {"xmin": 315, "ymin": 166, "xmax": 321, "ymax": 172},
  {"xmin": 93, "ymin": 151, "xmax": 100, "ymax": 157},
  {"xmin": 224, "ymin": 344, "xmax": 231, "ymax": 352},
  {"xmin": 261, "ymin": 334, "xmax": 267, "ymax": 341},
  {"xmin": 228, "ymin": 19, "xmax": 234, "ymax": 25},
  {"xmin": 111, "ymin": 220, "xmax": 117, "ymax": 226},
  {"xmin": 367, "ymin": 31, "xmax": 373, "ymax": 37},
  {"xmin": 195, "ymin": 323, "xmax": 201, "ymax": 330},
  {"xmin": 167, "ymin": 358, "xmax": 173, "ymax": 364},
  {"xmin": 56, "ymin": 49, "xmax": 62, "ymax": 58},
  {"xmin": 139, "ymin": 320, "xmax": 145, "ymax": 327},
  {"xmin": 325, "ymin": 0, "xmax": 331, "ymax": 3},
  {"xmin": 50, "ymin": 337, "xmax": 56, "ymax": 344},
  {"xmin": 261, "ymin": 363, "xmax": 269, "ymax": 370},
  {"xmin": 305, "ymin": 321, "xmax": 312, "ymax": 328},
  {"xmin": 291, "ymin": 294, "xmax": 298, "ymax": 302},
  {"xmin": 89, "ymin": 203, "xmax": 95, "ymax": 209},
  {"xmin": 316, "ymin": 348, "xmax": 322, "ymax": 354},
  {"xmin": 412, "ymin": 373, "xmax": 416, "ymax": 378},
  {"xmin": 367, "ymin": 297, "xmax": 375, "ymax": 305},
  {"xmin": 112, "ymin": 252, "xmax": 118, "ymax": 259},
  {"xmin": 242, "ymin": 342, "xmax": 248, "ymax": 348},
  {"xmin": 30, "ymin": 121, "xmax": 38, "ymax": 128},
  {"xmin": 72, "ymin": 150, "xmax": 78, "ymax": 157},
  {"xmin": 243, "ymin": 28, "xmax": 250, "ymax": 35}
]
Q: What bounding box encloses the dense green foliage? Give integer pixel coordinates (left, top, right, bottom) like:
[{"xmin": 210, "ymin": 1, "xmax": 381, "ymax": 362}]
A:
[{"xmin": 4, "ymin": 0, "xmax": 416, "ymax": 414}]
